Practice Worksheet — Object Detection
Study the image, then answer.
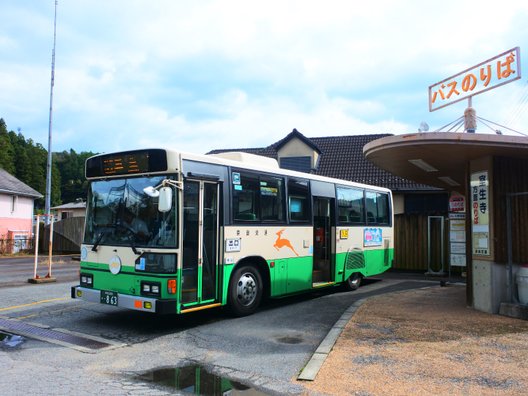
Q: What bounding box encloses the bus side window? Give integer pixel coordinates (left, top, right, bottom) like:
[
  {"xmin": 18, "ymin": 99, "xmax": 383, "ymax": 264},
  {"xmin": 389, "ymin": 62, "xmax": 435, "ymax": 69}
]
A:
[
  {"xmin": 366, "ymin": 191, "xmax": 390, "ymax": 225},
  {"xmin": 232, "ymin": 171, "xmax": 285, "ymax": 223},
  {"xmin": 287, "ymin": 178, "xmax": 310, "ymax": 222},
  {"xmin": 233, "ymin": 173, "xmax": 259, "ymax": 221},
  {"xmin": 337, "ymin": 186, "xmax": 365, "ymax": 225},
  {"xmin": 260, "ymin": 176, "xmax": 284, "ymax": 221}
]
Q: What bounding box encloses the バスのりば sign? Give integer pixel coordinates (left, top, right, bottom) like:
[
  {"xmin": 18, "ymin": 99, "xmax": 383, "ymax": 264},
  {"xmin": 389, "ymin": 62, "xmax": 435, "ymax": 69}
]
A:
[{"xmin": 429, "ymin": 47, "xmax": 521, "ymax": 112}]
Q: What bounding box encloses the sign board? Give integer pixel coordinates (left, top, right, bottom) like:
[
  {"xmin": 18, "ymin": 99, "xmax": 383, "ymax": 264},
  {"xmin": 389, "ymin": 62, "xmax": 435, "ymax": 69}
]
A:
[
  {"xmin": 449, "ymin": 213, "xmax": 466, "ymax": 267},
  {"xmin": 364, "ymin": 228, "xmax": 382, "ymax": 247},
  {"xmin": 471, "ymin": 171, "xmax": 490, "ymax": 256},
  {"xmin": 429, "ymin": 47, "xmax": 521, "ymax": 111},
  {"xmin": 449, "ymin": 195, "xmax": 465, "ymax": 212}
]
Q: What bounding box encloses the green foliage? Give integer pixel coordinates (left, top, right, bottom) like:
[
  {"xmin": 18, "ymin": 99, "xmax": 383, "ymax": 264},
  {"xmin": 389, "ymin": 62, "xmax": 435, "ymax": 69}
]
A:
[
  {"xmin": 0, "ymin": 118, "xmax": 97, "ymax": 208},
  {"xmin": 0, "ymin": 119, "xmax": 15, "ymax": 174},
  {"xmin": 55, "ymin": 149, "xmax": 95, "ymax": 204}
]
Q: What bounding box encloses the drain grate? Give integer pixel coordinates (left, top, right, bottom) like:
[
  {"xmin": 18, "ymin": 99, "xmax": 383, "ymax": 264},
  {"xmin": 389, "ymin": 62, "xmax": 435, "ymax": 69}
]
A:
[{"xmin": 0, "ymin": 317, "xmax": 123, "ymax": 352}]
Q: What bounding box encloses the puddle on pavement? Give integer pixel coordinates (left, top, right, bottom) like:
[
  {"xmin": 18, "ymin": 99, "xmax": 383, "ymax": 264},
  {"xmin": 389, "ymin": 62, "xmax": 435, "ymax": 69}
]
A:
[
  {"xmin": 136, "ymin": 364, "xmax": 270, "ymax": 395},
  {"xmin": 276, "ymin": 336, "xmax": 303, "ymax": 344},
  {"xmin": 0, "ymin": 331, "xmax": 25, "ymax": 348}
]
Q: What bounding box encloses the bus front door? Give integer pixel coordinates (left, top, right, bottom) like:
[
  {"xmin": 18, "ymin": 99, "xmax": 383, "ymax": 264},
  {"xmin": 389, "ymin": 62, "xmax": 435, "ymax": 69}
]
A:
[
  {"xmin": 313, "ymin": 197, "xmax": 335, "ymax": 285},
  {"xmin": 181, "ymin": 180, "xmax": 219, "ymax": 307}
]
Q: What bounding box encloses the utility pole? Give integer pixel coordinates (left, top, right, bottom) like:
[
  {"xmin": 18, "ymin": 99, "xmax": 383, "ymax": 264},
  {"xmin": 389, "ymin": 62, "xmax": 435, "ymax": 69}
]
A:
[{"xmin": 44, "ymin": 0, "xmax": 58, "ymax": 224}]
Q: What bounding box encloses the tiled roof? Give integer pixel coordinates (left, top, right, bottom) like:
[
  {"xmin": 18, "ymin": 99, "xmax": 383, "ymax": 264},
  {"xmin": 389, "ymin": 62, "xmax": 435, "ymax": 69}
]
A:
[
  {"xmin": 51, "ymin": 201, "xmax": 86, "ymax": 210},
  {"xmin": 0, "ymin": 168, "xmax": 43, "ymax": 198},
  {"xmin": 208, "ymin": 130, "xmax": 440, "ymax": 192}
]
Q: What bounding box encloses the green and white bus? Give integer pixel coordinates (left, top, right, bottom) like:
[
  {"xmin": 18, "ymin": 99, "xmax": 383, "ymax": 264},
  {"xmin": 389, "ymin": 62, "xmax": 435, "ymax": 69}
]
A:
[{"xmin": 72, "ymin": 148, "xmax": 393, "ymax": 316}]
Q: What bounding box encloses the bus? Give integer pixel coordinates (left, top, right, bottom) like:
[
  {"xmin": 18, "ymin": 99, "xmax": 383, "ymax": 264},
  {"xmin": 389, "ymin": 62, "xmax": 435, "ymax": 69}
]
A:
[{"xmin": 71, "ymin": 148, "xmax": 393, "ymax": 316}]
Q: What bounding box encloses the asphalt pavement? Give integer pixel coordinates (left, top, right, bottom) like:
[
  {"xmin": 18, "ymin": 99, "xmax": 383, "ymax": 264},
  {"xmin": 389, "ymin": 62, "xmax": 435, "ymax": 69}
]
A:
[
  {"xmin": 0, "ymin": 254, "xmax": 79, "ymax": 287},
  {"xmin": 6, "ymin": 256, "xmax": 509, "ymax": 396}
]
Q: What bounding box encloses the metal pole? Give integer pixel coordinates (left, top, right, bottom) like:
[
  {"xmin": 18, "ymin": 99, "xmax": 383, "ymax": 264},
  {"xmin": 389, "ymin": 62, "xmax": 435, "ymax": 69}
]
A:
[
  {"xmin": 44, "ymin": 0, "xmax": 58, "ymax": 224},
  {"xmin": 33, "ymin": 215, "xmax": 40, "ymax": 279},
  {"xmin": 47, "ymin": 215, "xmax": 54, "ymax": 278},
  {"xmin": 506, "ymin": 195, "xmax": 514, "ymax": 303}
]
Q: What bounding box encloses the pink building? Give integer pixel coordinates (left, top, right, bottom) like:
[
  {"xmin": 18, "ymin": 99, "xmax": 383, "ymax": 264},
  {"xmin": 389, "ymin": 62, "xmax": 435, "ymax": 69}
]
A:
[{"xmin": 0, "ymin": 168, "xmax": 42, "ymax": 253}]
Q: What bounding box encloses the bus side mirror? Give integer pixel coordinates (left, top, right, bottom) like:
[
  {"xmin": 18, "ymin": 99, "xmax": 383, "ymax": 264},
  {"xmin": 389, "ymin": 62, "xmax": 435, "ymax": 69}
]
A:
[{"xmin": 158, "ymin": 187, "xmax": 173, "ymax": 212}]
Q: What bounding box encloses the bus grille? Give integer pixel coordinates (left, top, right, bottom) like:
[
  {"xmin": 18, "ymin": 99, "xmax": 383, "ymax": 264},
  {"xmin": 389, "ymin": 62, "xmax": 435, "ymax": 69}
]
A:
[{"xmin": 345, "ymin": 249, "xmax": 365, "ymax": 270}]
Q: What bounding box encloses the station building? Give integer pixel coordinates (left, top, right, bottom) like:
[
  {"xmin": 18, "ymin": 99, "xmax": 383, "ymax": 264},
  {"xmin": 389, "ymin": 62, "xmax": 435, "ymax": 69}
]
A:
[{"xmin": 364, "ymin": 132, "xmax": 528, "ymax": 318}]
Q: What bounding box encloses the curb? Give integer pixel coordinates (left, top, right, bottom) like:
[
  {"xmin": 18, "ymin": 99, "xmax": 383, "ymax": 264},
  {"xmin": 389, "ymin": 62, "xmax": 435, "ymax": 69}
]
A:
[
  {"xmin": 297, "ymin": 283, "xmax": 445, "ymax": 381},
  {"xmin": 297, "ymin": 297, "xmax": 367, "ymax": 381}
]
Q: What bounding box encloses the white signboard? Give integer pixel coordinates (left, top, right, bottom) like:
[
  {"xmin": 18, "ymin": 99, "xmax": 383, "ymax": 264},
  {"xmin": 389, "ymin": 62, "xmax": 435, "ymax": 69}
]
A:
[
  {"xmin": 225, "ymin": 238, "xmax": 241, "ymax": 252},
  {"xmin": 450, "ymin": 254, "xmax": 467, "ymax": 267},
  {"xmin": 429, "ymin": 47, "xmax": 521, "ymax": 111},
  {"xmin": 471, "ymin": 171, "xmax": 490, "ymax": 256}
]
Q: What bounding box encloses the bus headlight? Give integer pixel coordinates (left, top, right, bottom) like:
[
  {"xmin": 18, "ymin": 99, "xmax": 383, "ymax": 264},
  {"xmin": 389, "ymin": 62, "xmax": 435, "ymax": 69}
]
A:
[
  {"xmin": 140, "ymin": 281, "xmax": 161, "ymax": 297},
  {"xmin": 80, "ymin": 273, "xmax": 93, "ymax": 288}
]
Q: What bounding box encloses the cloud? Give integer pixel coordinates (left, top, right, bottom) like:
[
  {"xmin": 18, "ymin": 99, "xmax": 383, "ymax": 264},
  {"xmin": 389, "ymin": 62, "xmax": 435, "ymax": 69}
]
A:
[{"xmin": 1, "ymin": 0, "xmax": 527, "ymax": 155}]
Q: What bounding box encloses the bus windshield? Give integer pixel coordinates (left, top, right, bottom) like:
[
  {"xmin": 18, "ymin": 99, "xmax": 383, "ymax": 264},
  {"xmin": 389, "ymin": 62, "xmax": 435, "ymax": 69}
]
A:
[{"xmin": 83, "ymin": 176, "xmax": 178, "ymax": 249}]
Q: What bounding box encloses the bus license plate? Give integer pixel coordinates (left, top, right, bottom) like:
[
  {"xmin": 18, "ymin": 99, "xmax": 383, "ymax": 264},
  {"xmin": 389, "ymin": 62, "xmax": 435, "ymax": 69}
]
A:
[{"xmin": 100, "ymin": 290, "xmax": 118, "ymax": 306}]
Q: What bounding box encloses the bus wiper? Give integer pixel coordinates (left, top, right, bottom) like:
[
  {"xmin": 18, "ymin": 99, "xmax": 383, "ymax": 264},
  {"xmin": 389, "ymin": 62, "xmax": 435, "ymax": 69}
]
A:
[
  {"xmin": 91, "ymin": 229, "xmax": 107, "ymax": 252},
  {"xmin": 129, "ymin": 238, "xmax": 140, "ymax": 256}
]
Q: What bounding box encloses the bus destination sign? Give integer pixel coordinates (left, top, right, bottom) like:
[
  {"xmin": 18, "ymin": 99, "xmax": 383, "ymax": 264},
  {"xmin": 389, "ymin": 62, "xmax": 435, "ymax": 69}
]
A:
[
  {"xmin": 86, "ymin": 149, "xmax": 168, "ymax": 178},
  {"xmin": 102, "ymin": 153, "xmax": 148, "ymax": 175}
]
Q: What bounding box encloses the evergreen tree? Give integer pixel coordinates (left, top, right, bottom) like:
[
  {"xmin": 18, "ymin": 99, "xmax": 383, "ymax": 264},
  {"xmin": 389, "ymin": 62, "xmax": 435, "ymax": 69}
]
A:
[
  {"xmin": 1, "ymin": 117, "xmax": 98, "ymax": 207},
  {"xmin": 0, "ymin": 119, "xmax": 15, "ymax": 174}
]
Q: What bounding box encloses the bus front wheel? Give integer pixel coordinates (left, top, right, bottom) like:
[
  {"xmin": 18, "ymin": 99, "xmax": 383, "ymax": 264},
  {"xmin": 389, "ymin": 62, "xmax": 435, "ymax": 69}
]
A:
[
  {"xmin": 228, "ymin": 265, "xmax": 263, "ymax": 317},
  {"xmin": 345, "ymin": 273, "xmax": 362, "ymax": 291}
]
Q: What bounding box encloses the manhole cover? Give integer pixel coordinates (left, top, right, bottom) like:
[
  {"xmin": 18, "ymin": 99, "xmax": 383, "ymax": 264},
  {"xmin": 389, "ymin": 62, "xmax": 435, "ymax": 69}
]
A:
[{"xmin": 0, "ymin": 317, "xmax": 124, "ymax": 353}]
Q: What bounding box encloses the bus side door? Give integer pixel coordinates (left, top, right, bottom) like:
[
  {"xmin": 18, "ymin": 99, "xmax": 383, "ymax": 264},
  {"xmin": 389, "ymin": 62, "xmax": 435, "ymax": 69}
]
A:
[{"xmin": 181, "ymin": 180, "xmax": 220, "ymax": 306}]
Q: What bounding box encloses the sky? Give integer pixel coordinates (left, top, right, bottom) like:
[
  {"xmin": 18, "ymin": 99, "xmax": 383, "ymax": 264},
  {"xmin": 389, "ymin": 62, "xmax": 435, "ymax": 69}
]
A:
[{"xmin": 1, "ymin": 0, "xmax": 528, "ymax": 156}]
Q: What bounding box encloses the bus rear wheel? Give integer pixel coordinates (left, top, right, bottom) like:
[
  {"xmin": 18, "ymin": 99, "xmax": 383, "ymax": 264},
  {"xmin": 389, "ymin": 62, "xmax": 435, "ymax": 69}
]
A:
[
  {"xmin": 228, "ymin": 265, "xmax": 263, "ymax": 317},
  {"xmin": 345, "ymin": 272, "xmax": 362, "ymax": 291}
]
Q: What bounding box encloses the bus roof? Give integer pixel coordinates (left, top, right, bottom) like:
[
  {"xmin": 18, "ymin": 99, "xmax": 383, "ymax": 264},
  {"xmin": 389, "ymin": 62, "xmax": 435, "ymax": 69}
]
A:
[
  {"xmin": 178, "ymin": 149, "xmax": 392, "ymax": 193},
  {"xmin": 85, "ymin": 147, "xmax": 391, "ymax": 193}
]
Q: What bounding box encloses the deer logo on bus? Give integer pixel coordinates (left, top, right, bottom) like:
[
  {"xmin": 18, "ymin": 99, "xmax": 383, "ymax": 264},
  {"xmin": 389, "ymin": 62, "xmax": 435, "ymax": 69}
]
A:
[{"xmin": 273, "ymin": 229, "xmax": 299, "ymax": 256}]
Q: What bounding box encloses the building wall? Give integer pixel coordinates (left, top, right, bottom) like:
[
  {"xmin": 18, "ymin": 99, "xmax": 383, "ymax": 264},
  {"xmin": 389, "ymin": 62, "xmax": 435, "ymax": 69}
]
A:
[
  {"xmin": 393, "ymin": 194, "xmax": 404, "ymax": 215},
  {"xmin": 467, "ymin": 155, "xmax": 528, "ymax": 313},
  {"xmin": 393, "ymin": 213, "xmax": 448, "ymax": 271},
  {"xmin": 493, "ymin": 156, "xmax": 528, "ymax": 264},
  {"xmin": 277, "ymin": 138, "xmax": 319, "ymax": 170},
  {"xmin": 0, "ymin": 193, "xmax": 35, "ymax": 239},
  {"xmin": 55, "ymin": 208, "xmax": 86, "ymax": 219}
]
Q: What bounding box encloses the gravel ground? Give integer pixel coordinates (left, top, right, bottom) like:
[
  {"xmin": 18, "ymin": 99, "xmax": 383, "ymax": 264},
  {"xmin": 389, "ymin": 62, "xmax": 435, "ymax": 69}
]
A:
[{"xmin": 300, "ymin": 284, "xmax": 528, "ymax": 396}]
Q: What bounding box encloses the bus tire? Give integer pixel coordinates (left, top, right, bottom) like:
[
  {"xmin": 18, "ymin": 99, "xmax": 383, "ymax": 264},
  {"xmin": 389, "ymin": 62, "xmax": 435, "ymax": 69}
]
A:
[
  {"xmin": 228, "ymin": 265, "xmax": 263, "ymax": 317},
  {"xmin": 345, "ymin": 272, "xmax": 362, "ymax": 291}
]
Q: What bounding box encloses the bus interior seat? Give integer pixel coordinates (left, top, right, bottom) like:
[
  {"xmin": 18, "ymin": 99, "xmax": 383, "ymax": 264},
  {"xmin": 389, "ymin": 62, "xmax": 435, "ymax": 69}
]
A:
[{"xmin": 237, "ymin": 212, "xmax": 256, "ymax": 221}]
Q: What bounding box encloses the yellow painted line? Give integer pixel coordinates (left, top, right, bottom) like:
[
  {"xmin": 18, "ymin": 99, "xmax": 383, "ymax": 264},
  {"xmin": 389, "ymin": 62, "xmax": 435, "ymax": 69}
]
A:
[
  {"xmin": 16, "ymin": 314, "xmax": 37, "ymax": 320},
  {"xmin": 0, "ymin": 297, "xmax": 67, "ymax": 312}
]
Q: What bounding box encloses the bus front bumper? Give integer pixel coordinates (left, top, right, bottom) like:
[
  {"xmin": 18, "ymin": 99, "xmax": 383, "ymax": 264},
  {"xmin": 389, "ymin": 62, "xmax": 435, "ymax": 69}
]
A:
[{"xmin": 71, "ymin": 286, "xmax": 176, "ymax": 314}]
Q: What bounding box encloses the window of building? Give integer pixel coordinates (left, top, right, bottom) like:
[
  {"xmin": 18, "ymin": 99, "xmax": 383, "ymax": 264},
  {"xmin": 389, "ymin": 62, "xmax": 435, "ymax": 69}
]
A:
[
  {"xmin": 61, "ymin": 211, "xmax": 73, "ymax": 220},
  {"xmin": 365, "ymin": 191, "xmax": 390, "ymax": 225},
  {"xmin": 11, "ymin": 196, "xmax": 17, "ymax": 213},
  {"xmin": 288, "ymin": 178, "xmax": 310, "ymax": 222},
  {"xmin": 232, "ymin": 171, "xmax": 284, "ymax": 222},
  {"xmin": 279, "ymin": 156, "xmax": 312, "ymax": 173},
  {"xmin": 337, "ymin": 187, "xmax": 365, "ymax": 224}
]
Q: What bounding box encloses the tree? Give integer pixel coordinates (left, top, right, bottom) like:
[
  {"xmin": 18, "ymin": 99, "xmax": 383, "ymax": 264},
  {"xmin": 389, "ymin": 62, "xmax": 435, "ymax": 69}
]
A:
[
  {"xmin": 1, "ymin": 117, "xmax": 98, "ymax": 207},
  {"xmin": 0, "ymin": 119, "xmax": 15, "ymax": 174},
  {"xmin": 55, "ymin": 149, "xmax": 96, "ymax": 203}
]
